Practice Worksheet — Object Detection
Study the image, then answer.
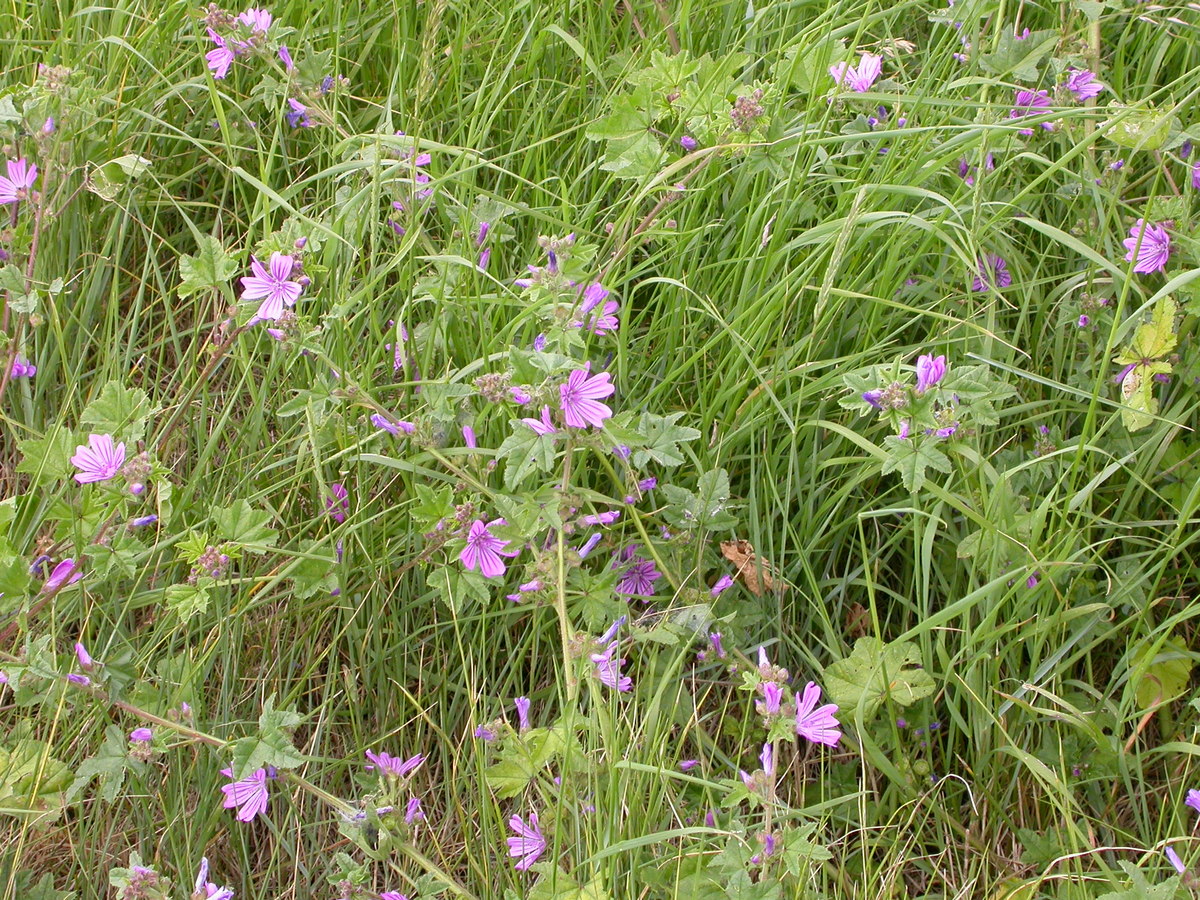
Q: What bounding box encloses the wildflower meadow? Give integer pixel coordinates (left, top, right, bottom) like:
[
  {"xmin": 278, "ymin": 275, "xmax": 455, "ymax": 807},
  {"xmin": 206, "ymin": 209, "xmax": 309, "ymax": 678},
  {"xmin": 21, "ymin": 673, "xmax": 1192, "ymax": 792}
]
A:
[{"xmin": 3, "ymin": 0, "xmax": 1200, "ymax": 897}]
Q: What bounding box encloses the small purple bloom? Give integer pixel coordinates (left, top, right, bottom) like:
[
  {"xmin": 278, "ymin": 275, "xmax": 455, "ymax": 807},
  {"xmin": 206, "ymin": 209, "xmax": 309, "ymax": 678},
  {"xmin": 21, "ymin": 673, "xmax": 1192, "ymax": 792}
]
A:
[
  {"xmin": 914, "ymin": 354, "xmax": 947, "ymax": 394},
  {"xmin": 405, "ymin": 797, "xmax": 424, "ymax": 824},
  {"xmin": 1078, "ymin": 314, "xmax": 1090, "ymax": 328},
  {"xmin": 10, "ymin": 357, "xmax": 36, "ymax": 378},
  {"xmin": 795, "ymin": 682, "xmax": 842, "ymax": 746},
  {"xmin": 220, "ymin": 766, "xmax": 275, "ymax": 822},
  {"xmin": 462, "ymin": 425, "xmax": 477, "ymax": 449},
  {"xmin": 1186, "ymin": 789, "xmax": 1200, "ymax": 814},
  {"xmin": 616, "ymin": 556, "xmax": 661, "ymax": 597},
  {"xmin": 612, "ymin": 444, "xmax": 631, "ymax": 459},
  {"xmin": 1026, "ymin": 573, "xmax": 1039, "ymax": 589},
  {"xmin": 1065, "ymin": 68, "xmax": 1103, "ymax": 101},
  {"xmin": 760, "ymin": 681, "xmax": 782, "ymax": 715},
  {"xmin": 1166, "ymin": 846, "xmax": 1187, "ymax": 875},
  {"xmin": 75, "ymin": 642, "xmax": 94, "ymax": 669},
  {"xmin": 325, "ymin": 483, "xmax": 349, "ymax": 523},
  {"xmin": 597, "ymin": 615, "xmax": 627, "ymax": 645},
  {"xmin": 371, "ymin": 413, "xmax": 415, "ymax": 435},
  {"xmin": 680, "ymin": 759, "xmax": 700, "ymax": 770},
  {"xmin": 581, "ymin": 510, "xmax": 620, "ymax": 526},
  {"xmin": 241, "ymin": 252, "xmax": 303, "ymax": 321},
  {"xmin": 680, "ymin": 135, "xmax": 698, "ymax": 151},
  {"xmin": 514, "ymin": 696, "xmax": 532, "ymax": 732},
  {"xmin": 278, "ymin": 44, "xmax": 294, "ymax": 71},
  {"xmin": 205, "ymin": 30, "xmax": 236, "ymax": 79},
  {"xmin": 459, "ymin": 518, "xmax": 519, "ymax": 578},
  {"xmin": 760, "ymin": 742, "xmax": 774, "ymax": 776},
  {"xmin": 577, "ymin": 533, "xmax": 603, "ymax": 559},
  {"xmin": 67, "ymin": 673, "xmax": 90, "ymax": 686},
  {"xmin": 71, "ymin": 433, "xmax": 126, "ymax": 484},
  {"xmin": 1010, "ymin": 89, "xmax": 1053, "ymax": 134},
  {"xmin": 590, "ymin": 641, "xmax": 632, "ymax": 692},
  {"xmin": 507, "ymin": 810, "xmax": 546, "ymax": 870},
  {"xmin": 194, "ymin": 858, "xmax": 235, "ymax": 900},
  {"xmin": 238, "ymin": 7, "xmax": 272, "ymax": 31},
  {"xmin": 972, "ymin": 253, "xmax": 1011, "ymax": 292},
  {"xmin": 365, "ymin": 750, "xmax": 426, "ymax": 779},
  {"xmin": 560, "ymin": 367, "xmax": 614, "ymax": 428},
  {"xmin": 1123, "ymin": 219, "xmax": 1171, "ymax": 274},
  {"xmin": 286, "ymin": 98, "xmax": 313, "ymax": 128},
  {"xmin": 43, "ymin": 559, "xmax": 83, "ymax": 594},
  {"xmin": 709, "ymin": 632, "xmax": 726, "ymax": 658},
  {"xmin": 1192, "ymin": 164, "xmax": 1200, "ymax": 190},
  {"xmin": 474, "ymin": 725, "xmax": 497, "ymax": 741},
  {"xmin": 130, "ymin": 727, "xmax": 153, "ymax": 743},
  {"xmin": 830, "ymin": 53, "xmax": 883, "ymax": 92},
  {"xmin": 520, "ymin": 406, "xmax": 557, "ymax": 436},
  {"xmin": 862, "ymin": 390, "xmax": 883, "ymax": 409},
  {"xmin": 711, "ymin": 575, "xmax": 734, "ymax": 597}
]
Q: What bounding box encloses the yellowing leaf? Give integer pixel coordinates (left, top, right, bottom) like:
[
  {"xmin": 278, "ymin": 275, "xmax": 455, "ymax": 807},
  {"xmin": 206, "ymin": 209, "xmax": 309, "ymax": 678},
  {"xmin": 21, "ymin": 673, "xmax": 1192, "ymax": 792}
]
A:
[{"xmin": 1131, "ymin": 296, "xmax": 1178, "ymax": 360}]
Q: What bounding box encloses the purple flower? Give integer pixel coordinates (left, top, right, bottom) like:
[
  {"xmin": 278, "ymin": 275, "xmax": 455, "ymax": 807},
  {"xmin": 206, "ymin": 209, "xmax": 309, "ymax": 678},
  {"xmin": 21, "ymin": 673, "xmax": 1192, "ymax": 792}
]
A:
[
  {"xmin": 381, "ymin": 893, "xmax": 409, "ymax": 900},
  {"xmin": 794, "ymin": 682, "xmax": 842, "ymax": 746},
  {"xmin": 577, "ymin": 533, "xmax": 603, "ymax": 559},
  {"xmin": 515, "ymin": 696, "xmax": 531, "ymax": 732},
  {"xmin": 898, "ymin": 419, "xmax": 911, "ymax": 439},
  {"xmin": 478, "ymin": 247, "xmax": 491, "ymax": 270},
  {"xmin": 510, "ymin": 387, "xmax": 531, "ymax": 405},
  {"xmin": 205, "ymin": 29, "xmax": 236, "ymax": 79},
  {"xmin": 760, "ymin": 742, "xmax": 774, "ymax": 776},
  {"xmin": 709, "ymin": 632, "xmax": 726, "ymax": 658},
  {"xmin": 372, "ymin": 413, "xmax": 415, "ymax": 435},
  {"xmin": 972, "ymin": 253, "xmax": 1011, "ymax": 292},
  {"xmin": 1078, "ymin": 314, "xmax": 1090, "ymax": 328},
  {"xmin": 220, "ymin": 766, "xmax": 275, "ymax": 822},
  {"xmin": 130, "ymin": 727, "xmax": 153, "ymax": 743},
  {"xmin": 680, "ymin": 135, "xmax": 698, "ymax": 151},
  {"xmin": 1186, "ymin": 789, "xmax": 1200, "ymax": 814},
  {"xmin": 559, "ymin": 367, "xmax": 614, "ymax": 428},
  {"xmin": 325, "ymin": 483, "xmax": 349, "ymax": 523},
  {"xmin": 597, "ymin": 615, "xmax": 627, "ymax": 645},
  {"xmin": 194, "ymin": 858, "xmax": 235, "ymax": 900},
  {"xmin": 680, "ymin": 759, "xmax": 700, "ymax": 770},
  {"xmin": 1167, "ymin": 846, "xmax": 1187, "ymax": 875},
  {"xmin": 242, "ymin": 252, "xmax": 303, "ymax": 320},
  {"xmin": 71, "ymin": 433, "xmax": 126, "ymax": 484},
  {"xmin": 67, "ymin": 673, "xmax": 90, "ymax": 686},
  {"xmin": 760, "ymin": 681, "xmax": 783, "ymax": 715},
  {"xmin": 711, "ymin": 575, "xmax": 734, "ymax": 597},
  {"xmin": 862, "ymin": 390, "xmax": 883, "ymax": 409},
  {"xmin": 914, "ymin": 354, "xmax": 946, "ymax": 394},
  {"xmin": 474, "ymin": 725, "xmax": 497, "ymax": 741},
  {"xmin": 520, "ymin": 406, "xmax": 557, "ymax": 436},
  {"xmin": 616, "ymin": 556, "xmax": 661, "ymax": 597},
  {"xmin": 365, "ymin": 750, "xmax": 425, "ymax": 779},
  {"xmin": 75, "ymin": 642, "xmax": 94, "ymax": 669},
  {"xmin": 1192, "ymin": 164, "xmax": 1200, "ymax": 190},
  {"xmin": 1026, "ymin": 573, "xmax": 1039, "ymax": 589},
  {"xmin": 1065, "ymin": 68, "xmax": 1103, "ymax": 101},
  {"xmin": 43, "ymin": 559, "xmax": 83, "ymax": 594},
  {"xmin": 238, "ymin": 7, "xmax": 272, "ymax": 31},
  {"xmin": 1010, "ymin": 89, "xmax": 1053, "ymax": 134},
  {"xmin": 405, "ymin": 797, "xmax": 424, "ymax": 824},
  {"xmin": 582, "ymin": 510, "xmax": 620, "ymax": 526},
  {"xmin": 462, "ymin": 425, "xmax": 477, "ymax": 449},
  {"xmin": 278, "ymin": 44, "xmax": 294, "ymax": 71},
  {"xmin": 0, "ymin": 158, "xmax": 38, "ymax": 204},
  {"xmin": 1123, "ymin": 219, "xmax": 1171, "ymax": 274},
  {"xmin": 10, "ymin": 356, "xmax": 36, "ymax": 378},
  {"xmin": 830, "ymin": 53, "xmax": 883, "ymax": 92},
  {"xmin": 590, "ymin": 641, "xmax": 632, "ymax": 692},
  {"xmin": 507, "ymin": 810, "xmax": 546, "ymax": 870},
  {"xmin": 286, "ymin": 98, "xmax": 313, "ymax": 128},
  {"xmin": 459, "ymin": 518, "xmax": 519, "ymax": 578}
]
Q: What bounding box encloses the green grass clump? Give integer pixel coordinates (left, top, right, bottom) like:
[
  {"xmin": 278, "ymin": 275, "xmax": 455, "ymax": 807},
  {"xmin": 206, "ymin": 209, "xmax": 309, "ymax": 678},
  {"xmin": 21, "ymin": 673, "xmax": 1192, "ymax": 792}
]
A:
[{"xmin": 3, "ymin": 1, "xmax": 1200, "ymax": 898}]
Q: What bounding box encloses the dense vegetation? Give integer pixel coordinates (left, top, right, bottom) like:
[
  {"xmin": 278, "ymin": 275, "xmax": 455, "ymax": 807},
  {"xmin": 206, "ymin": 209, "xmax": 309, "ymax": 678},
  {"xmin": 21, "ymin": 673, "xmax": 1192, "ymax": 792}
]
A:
[{"xmin": 3, "ymin": 1, "xmax": 1200, "ymax": 898}]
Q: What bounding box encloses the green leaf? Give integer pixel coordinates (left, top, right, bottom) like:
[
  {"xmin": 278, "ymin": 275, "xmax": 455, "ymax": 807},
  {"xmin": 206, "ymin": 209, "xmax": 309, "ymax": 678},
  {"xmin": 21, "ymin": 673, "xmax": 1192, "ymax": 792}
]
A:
[
  {"xmin": 662, "ymin": 468, "xmax": 738, "ymax": 531},
  {"xmin": 178, "ymin": 235, "xmax": 238, "ymax": 299},
  {"xmin": 0, "ymin": 554, "xmax": 31, "ymax": 606},
  {"xmin": 497, "ymin": 425, "xmax": 557, "ymax": 492},
  {"xmin": 0, "ymin": 264, "xmax": 38, "ymax": 314},
  {"xmin": 16, "ymin": 430, "xmax": 76, "ymax": 486},
  {"xmin": 977, "ymin": 30, "xmax": 1058, "ymax": 81},
  {"xmin": 80, "ymin": 380, "xmax": 155, "ymax": 444},
  {"xmin": 824, "ymin": 637, "xmax": 937, "ymax": 721},
  {"xmin": 163, "ymin": 583, "xmax": 210, "ymax": 621},
  {"xmin": 1131, "ymin": 296, "xmax": 1178, "ymax": 360},
  {"xmin": 1095, "ymin": 861, "xmax": 1178, "ymax": 900},
  {"xmin": 1102, "ymin": 104, "xmax": 1176, "ymax": 151},
  {"xmin": 66, "ymin": 725, "xmax": 129, "ymax": 804},
  {"xmin": 1073, "ymin": 0, "xmax": 1104, "ymax": 22},
  {"xmin": 212, "ymin": 499, "xmax": 278, "ymax": 550},
  {"xmin": 880, "ymin": 437, "xmax": 952, "ymax": 492},
  {"xmin": 229, "ymin": 715, "xmax": 306, "ymax": 780},
  {"xmin": 287, "ymin": 540, "xmax": 338, "ymax": 599},
  {"xmin": 1131, "ymin": 637, "xmax": 1193, "ymax": 710},
  {"xmin": 0, "ymin": 735, "xmax": 72, "ymax": 825},
  {"xmin": 1115, "ymin": 360, "xmax": 1171, "ymax": 432},
  {"xmin": 632, "ymin": 411, "xmax": 701, "ymax": 468}
]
